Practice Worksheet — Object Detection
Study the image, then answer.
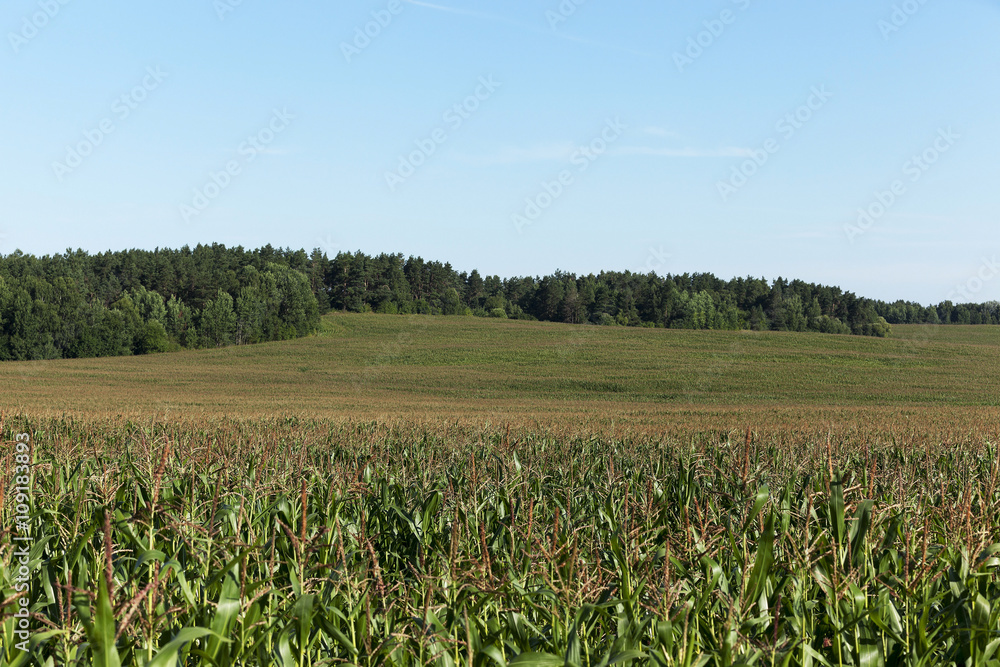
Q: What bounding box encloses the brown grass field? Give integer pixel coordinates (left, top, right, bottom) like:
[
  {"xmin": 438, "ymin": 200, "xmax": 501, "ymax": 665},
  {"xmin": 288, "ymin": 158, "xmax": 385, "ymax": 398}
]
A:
[{"xmin": 0, "ymin": 313, "xmax": 997, "ymax": 438}]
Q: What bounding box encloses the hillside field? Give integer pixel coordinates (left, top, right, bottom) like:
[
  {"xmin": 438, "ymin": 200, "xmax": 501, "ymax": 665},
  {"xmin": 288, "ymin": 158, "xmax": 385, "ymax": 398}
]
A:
[{"xmin": 1, "ymin": 313, "xmax": 999, "ymax": 427}]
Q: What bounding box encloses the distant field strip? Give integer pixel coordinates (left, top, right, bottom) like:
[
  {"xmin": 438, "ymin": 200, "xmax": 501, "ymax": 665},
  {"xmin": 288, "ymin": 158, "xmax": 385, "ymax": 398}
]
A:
[{"xmin": 0, "ymin": 314, "xmax": 998, "ymax": 419}]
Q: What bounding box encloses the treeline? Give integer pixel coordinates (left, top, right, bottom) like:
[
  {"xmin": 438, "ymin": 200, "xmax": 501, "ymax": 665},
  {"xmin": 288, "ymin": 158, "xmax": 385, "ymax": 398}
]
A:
[
  {"xmin": 0, "ymin": 245, "xmax": 320, "ymax": 361},
  {"xmin": 321, "ymin": 251, "xmax": 998, "ymax": 333},
  {"xmin": 324, "ymin": 252, "xmax": 892, "ymax": 334},
  {"xmin": 2, "ymin": 244, "xmax": 997, "ymax": 361},
  {"xmin": 875, "ymin": 299, "xmax": 1000, "ymax": 326}
]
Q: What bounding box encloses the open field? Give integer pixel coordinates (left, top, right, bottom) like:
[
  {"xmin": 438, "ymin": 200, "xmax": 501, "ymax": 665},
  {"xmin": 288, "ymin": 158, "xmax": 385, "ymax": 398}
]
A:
[
  {"xmin": 2, "ymin": 316, "xmax": 1000, "ymax": 665},
  {"xmin": 0, "ymin": 314, "xmax": 999, "ymax": 425}
]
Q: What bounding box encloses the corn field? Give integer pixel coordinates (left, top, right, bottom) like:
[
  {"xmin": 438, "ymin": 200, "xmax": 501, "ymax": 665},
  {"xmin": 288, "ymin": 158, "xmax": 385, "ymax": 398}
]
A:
[{"xmin": 1, "ymin": 416, "xmax": 999, "ymax": 666}]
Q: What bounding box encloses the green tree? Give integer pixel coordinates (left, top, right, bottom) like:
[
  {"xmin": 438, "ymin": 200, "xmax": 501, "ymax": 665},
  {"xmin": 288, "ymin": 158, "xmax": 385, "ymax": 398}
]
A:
[
  {"xmin": 235, "ymin": 286, "xmax": 267, "ymax": 345},
  {"xmin": 135, "ymin": 320, "xmax": 170, "ymax": 354},
  {"xmin": 749, "ymin": 305, "xmax": 769, "ymax": 331},
  {"xmin": 441, "ymin": 288, "xmax": 462, "ymax": 316},
  {"xmin": 465, "ymin": 269, "xmax": 485, "ymax": 309},
  {"xmin": 164, "ymin": 295, "xmax": 195, "ymax": 343},
  {"xmin": 130, "ymin": 285, "xmax": 167, "ymax": 323},
  {"xmin": 783, "ymin": 294, "xmax": 807, "ymax": 332},
  {"xmin": 269, "ymin": 263, "xmax": 320, "ymax": 337},
  {"xmin": 200, "ymin": 290, "xmax": 237, "ymax": 348}
]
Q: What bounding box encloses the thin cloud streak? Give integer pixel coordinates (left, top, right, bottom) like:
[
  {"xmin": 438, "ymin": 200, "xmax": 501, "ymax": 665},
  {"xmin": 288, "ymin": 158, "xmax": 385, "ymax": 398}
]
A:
[
  {"xmin": 453, "ymin": 142, "xmax": 577, "ymax": 166},
  {"xmin": 616, "ymin": 146, "xmax": 755, "ymax": 158},
  {"xmin": 457, "ymin": 141, "xmax": 749, "ymax": 166}
]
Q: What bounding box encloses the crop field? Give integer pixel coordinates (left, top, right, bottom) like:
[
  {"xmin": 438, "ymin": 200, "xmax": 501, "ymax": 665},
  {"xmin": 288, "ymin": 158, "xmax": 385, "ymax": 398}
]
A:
[
  {"xmin": 2, "ymin": 314, "xmax": 1000, "ymax": 665},
  {"xmin": 1, "ymin": 314, "xmax": 999, "ymax": 421}
]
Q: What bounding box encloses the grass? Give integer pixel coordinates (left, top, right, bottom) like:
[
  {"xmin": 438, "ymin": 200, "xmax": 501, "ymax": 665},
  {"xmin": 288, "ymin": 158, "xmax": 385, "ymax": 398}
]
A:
[
  {"xmin": 0, "ymin": 314, "xmax": 998, "ymax": 421},
  {"xmin": 1, "ymin": 314, "xmax": 999, "ymax": 665}
]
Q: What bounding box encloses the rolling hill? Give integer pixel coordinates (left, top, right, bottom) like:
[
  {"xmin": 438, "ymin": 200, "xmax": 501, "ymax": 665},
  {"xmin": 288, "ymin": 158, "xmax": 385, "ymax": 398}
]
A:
[{"xmin": 1, "ymin": 313, "xmax": 998, "ymax": 426}]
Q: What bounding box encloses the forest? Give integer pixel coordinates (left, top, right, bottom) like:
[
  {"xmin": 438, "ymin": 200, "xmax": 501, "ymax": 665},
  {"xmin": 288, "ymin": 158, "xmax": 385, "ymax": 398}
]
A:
[{"xmin": 0, "ymin": 244, "xmax": 996, "ymax": 360}]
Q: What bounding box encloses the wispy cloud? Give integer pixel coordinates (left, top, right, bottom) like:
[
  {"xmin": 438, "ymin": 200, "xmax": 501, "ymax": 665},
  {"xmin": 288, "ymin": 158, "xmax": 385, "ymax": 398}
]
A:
[
  {"xmin": 774, "ymin": 229, "xmax": 839, "ymax": 240},
  {"xmin": 458, "ymin": 142, "xmax": 755, "ymax": 166},
  {"xmin": 616, "ymin": 145, "xmax": 754, "ymax": 158},
  {"xmin": 225, "ymin": 147, "xmax": 292, "ymax": 157},
  {"xmin": 864, "ymin": 216, "xmax": 956, "ymax": 227},
  {"xmin": 453, "ymin": 142, "xmax": 576, "ymax": 166}
]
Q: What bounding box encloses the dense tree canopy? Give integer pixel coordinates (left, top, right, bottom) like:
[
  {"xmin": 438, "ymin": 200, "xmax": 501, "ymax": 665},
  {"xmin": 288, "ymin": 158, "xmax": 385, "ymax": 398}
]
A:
[
  {"xmin": 0, "ymin": 244, "xmax": 995, "ymax": 361},
  {"xmin": 319, "ymin": 251, "xmax": 945, "ymax": 337},
  {"xmin": 319, "ymin": 250, "xmax": 996, "ymax": 335},
  {"xmin": 0, "ymin": 245, "xmax": 320, "ymax": 360}
]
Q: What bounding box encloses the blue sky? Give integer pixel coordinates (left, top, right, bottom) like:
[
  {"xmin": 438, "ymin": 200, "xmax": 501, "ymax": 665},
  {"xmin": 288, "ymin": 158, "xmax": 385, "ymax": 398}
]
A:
[{"xmin": 2, "ymin": 0, "xmax": 997, "ymax": 304}]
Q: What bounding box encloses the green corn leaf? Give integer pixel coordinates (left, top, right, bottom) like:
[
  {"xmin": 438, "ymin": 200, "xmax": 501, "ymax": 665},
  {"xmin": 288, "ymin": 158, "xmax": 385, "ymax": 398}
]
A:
[
  {"xmin": 146, "ymin": 628, "xmax": 228, "ymax": 667},
  {"xmin": 744, "ymin": 511, "xmax": 775, "ymax": 613},
  {"xmin": 508, "ymin": 651, "xmax": 566, "ymax": 666},
  {"xmin": 422, "ymin": 490, "xmax": 441, "ymax": 539},
  {"xmin": 480, "ymin": 645, "xmax": 509, "ymax": 666},
  {"xmin": 601, "ymin": 650, "xmax": 647, "ymax": 665},
  {"xmin": 742, "ymin": 484, "xmax": 770, "ymax": 533},
  {"xmin": 849, "ymin": 500, "xmax": 874, "ymax": 570},
  {"xmin": 92, "ymin": 576, "xmax": 121, "ymax": 667},
  {"xmin": 293, "ymin": 593, "xmax": 316, "ymax": 657},
  {"xmin": 829, "ymin": 473, "xmax": 846, "ymax": 546},
  {"xmin": 316, "ymin": 614, "xmax": 358, "ymax": 656},
  {"xmin": 205, "ymin": 561, "xmax": 242, "ymax": 662},
  {"xmin": 276, "ymin": 629, "xmax": 296, "ymax": 667}
]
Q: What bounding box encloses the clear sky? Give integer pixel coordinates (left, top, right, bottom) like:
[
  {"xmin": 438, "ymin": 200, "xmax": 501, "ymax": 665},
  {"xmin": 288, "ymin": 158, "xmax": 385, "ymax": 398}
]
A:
[{"xmin": 2, "ymin": 0, "xmax": 997, "ymax": 304}]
